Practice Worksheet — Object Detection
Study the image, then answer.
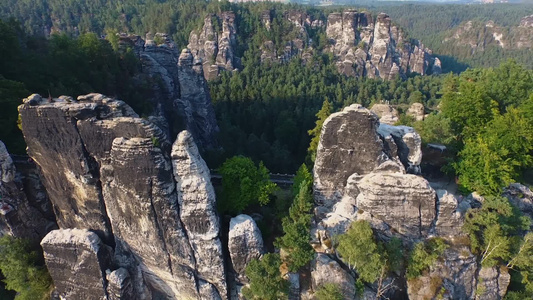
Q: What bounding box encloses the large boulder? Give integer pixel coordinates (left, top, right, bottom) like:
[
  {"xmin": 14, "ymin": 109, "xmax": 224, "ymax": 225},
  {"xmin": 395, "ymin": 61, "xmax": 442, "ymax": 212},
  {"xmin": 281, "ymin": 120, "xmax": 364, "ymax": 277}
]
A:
[
  {"xmin": 356, "ymin": 167, "xmax": 436, "ymax": 239},
  {"xmin": 407, "ymin": 245, "xmax": 478, "ymax": 300},
  {"xmin": 228, "ymin": 214, "xmax": 264, "ymax": 282},
  {"xmin": 41, "ymin": 229, "xmax": 113, "ymax": 300},
  {"xmin": 435, "ymin": 190, "xmax": 470, "ymax": 237},
  {"xmin": 370, "ymin": 104, "xmax": 399, "ymax": 125}
]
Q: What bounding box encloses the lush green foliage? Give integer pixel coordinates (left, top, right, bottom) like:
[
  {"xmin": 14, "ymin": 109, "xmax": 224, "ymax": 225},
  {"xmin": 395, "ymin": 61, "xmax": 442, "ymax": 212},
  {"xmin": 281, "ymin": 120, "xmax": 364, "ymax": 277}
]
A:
[
  {"xmin": 0, "ymin": 19, "xmax": 153, "ymax": 154},
  {"xmin": 217, "ymin": 156, "xmax": 278, "ymax": 215},
  {"xmin": 314, "ymin": 283, "xmax": 343, "ymax": 300},
  {"xmin": 242, "ymin": 253, "xmax": 288, "ymax": 300},
  {"xmin": 291, "ymin": 164, "xmax": 313, "ymax": 198},
  {"xmin": 463, "ymin": 196, "xmax": 530, "ymax": 267},
  {"xmin": 307, "ymin": 99, "xmax": 332, "ymax": 163},
  {"xmin": 275, "ymin": 179, "xmax": 314, "ymax": 272},
  {"xmin": 0, "ymin": 236, "xmax": 52, "ymax": 300},
  {"xmin": 336, "ymin": 220, "xmax": 402, "ymax": 284},
  {"xmin": 435, "ymin": 60, "xmax": 533, "ymax": 195},
  {"xmin": 210, "ymin": 57, "xmax": 443, "ymax": 172},
  {"xmin": 406, "ymin": 238, "xmax": 448, "ymax": 280}
]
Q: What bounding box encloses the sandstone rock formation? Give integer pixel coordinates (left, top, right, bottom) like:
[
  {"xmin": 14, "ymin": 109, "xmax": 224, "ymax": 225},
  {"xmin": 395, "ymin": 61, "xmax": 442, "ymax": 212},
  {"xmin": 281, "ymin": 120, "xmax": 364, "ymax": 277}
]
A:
[
  {"xmin": 356, "ymin": 169, "xmax": 436, "ymax": 239},
  {"xmin": 407, "ymin": 245, "xmax": 478, "ymax": 300},
  {"xmin": 118, "ymin": 33, "xmax": 219, "ymax": 151},
  {"xmin": 370, "ymin": 104, "xmax": 399, "ymax": 125},
  {"xmin": 189, "ymin": 9, "xmax": 439, "ymax": 80},
  {"xmin": 171, "ymin": 130, "xmax": 227, "ymax": 298},
  {"xmin": 188, "ymin": 12, "xmax": 239, "ymax": 80},
  {"xmin": 41, "ymin": 229, "xmax": 113, "ymax": 300},
  {"xmin": 228, "ymin": 214, "xmax": 264, "ymax": 282},
  {"xmin": 435, "ymin": 190, "xmax": 470, "ymax": 237},
  {"xmin": 327, "ymin": 11, "xmax": 440, "ymax": 79},
  {"xmin": 311, "ymin": 254, "xmax": 356, "ymax": 300},
  {"xmin": 0, "ymin": 140, "xmax": 57, "ymax": 242},
  {"xmin": 407, "ymin": 103, "xmax": 425, "ymax": 121},
  {"xmin": 313, "ymin": 104, "xmax": 423, "ymax": 222},
  {"xmin": 19, "ymin": 94, "xmax": 227, "ymax": 299}
]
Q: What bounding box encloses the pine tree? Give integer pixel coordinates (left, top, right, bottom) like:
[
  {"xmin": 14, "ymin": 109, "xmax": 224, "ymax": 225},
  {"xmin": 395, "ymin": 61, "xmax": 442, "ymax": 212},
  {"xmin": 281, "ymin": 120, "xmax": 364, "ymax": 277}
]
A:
[{"xmin": 307, "ymin": 98, "xmax": 332, "ymax": 163}]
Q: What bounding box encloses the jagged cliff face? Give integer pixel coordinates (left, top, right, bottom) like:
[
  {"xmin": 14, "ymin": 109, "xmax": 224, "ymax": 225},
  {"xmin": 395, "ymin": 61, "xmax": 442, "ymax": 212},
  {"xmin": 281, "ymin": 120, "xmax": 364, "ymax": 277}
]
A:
[
  {"xmin": 118, "ymin": 33, "xmax": 219, "ymax": 151},
  {"xmin": 188, "ymin": 12, "xmax": 239, "ymax": 80},
  {"xmin": 188, "ymin": 9, "xmax": 439, "ymax": 80},
  {"xmin": 443, "ymin": 16, "xmax": 533, "ymax": 52},
  {"xmin": 0, "ymin": 141, "xmax": 57, "ymax": 243},
  {"xmin": 311, "ymin": 104, "xmax": 515, "ymax": 299},
  {"xmin": 19, "ymin": 94, "xmax": 227, "ymax": 299},
  {"xmin": 327, "ymin": 11, "xmax": 439, "ymax": 79}
]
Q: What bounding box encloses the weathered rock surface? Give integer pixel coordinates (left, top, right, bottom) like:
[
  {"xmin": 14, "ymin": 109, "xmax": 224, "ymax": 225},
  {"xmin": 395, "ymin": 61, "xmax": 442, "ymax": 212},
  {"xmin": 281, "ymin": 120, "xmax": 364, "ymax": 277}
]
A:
[
  {"xmin": 171, "ymin": 130, "xmax": 226, "ymax": 298},
  {"xmin": 378, "ymin": 124, "xmax": 423, "ymax": 174},
  {"xmin": 311, "ymin": 254, "xmax": 356, "ymax": 300},
  {"xmin": 41, "ymin": 229, "xmax": 113, "ymax": 300},
  {"xmin": 503, "ymin": 183, "xmax": 533, "ymax": 222},
  {"xmin": 19, "ymin": 94, "xmax": 227, "ymax": 299},
  {"xmin": 407, "ymin": 103, "xmax": 425, "ymax": 121},
  {"xmin": 188, "ymin": 12, "xmax": 239, "ymax": 80},
  {"xmin": 407, "ymin": 245, "xmax": 478, "ymax": 300},
  {"xmin": 228, "ymin": 214, "xmax": 264, "ymax": 282},
  {"xmin": 106, "ymin": 268, "xmax": 135, "ymax": 300},
  {"xmin": 356, "ymin": 169, "xmax": 436, "ymax": 239},
  {"xmin": 313, "ymin": 104, "xmax": 388, "ymax": 214},
  {"xmin": 370, "ymin": 104, "xmax": 399, "ymax": 125},
  {"xmin": 118, "ymin": 33, "xmax": 219, "ymax": 151},
  {"xmin": 0, "ymin": 141, "xmax": 57, "ymax": 242},
  {"xmin": 476, "ymin": 266, "xmax": 510, "ymax": 300},
  {"xmin": 327, "ymin": 11, "xmax": 439, "ymax": 79},
  {"xmin": 435, "ymin": 190, "xmax": 470, "ymax": 237}
]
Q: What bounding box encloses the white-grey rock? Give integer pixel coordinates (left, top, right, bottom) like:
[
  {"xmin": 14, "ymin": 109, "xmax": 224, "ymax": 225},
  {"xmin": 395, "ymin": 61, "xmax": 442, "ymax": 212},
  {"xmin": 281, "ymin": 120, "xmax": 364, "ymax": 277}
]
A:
[
  {"xmin": 172, "ymin": 130, "xmax": 227, "ymax": 298},
  {"xmin": 228, "ymin": 214, "xmax": 264, "ymax": 282},
  {"xmin": 311, "ymin": 254, "xmax": 355, "ymax": 300},
  {"xmin": 370, "ymin": 104, "xmax": 399, "ymax": 125},
  {"xmin": 41, "ymin": 229, "xmax": 113, "ymax": 300},
  {"xmin": 378, "ymin": 124, "xmax": 423, "ymax": 174}
]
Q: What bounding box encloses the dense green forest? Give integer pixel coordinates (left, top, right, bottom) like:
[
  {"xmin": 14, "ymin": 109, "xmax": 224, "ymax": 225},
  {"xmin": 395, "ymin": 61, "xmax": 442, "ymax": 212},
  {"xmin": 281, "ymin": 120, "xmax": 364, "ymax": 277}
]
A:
[{"xmin": 2, "ymin": 1, "xmax": 532, "ymax": 71}]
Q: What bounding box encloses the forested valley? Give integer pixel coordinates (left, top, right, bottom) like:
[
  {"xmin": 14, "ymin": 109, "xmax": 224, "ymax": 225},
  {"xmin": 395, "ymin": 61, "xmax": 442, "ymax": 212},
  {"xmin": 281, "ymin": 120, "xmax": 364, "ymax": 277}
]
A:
[{"xmin": 0, "ymin": 1, "xmax": 532, "ymax": 300}]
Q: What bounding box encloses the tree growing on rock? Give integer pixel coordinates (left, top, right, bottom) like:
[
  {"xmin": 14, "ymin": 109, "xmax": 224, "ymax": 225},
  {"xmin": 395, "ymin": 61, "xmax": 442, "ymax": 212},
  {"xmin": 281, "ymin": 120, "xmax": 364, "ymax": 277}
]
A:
[
  {"xmin": 242, "ymin": 253, "xmax": 288, "ymax": 300},
  {"xmin": 275, "ymin": 179, "xmax": 314, "ymax": 272},
  {"xmin": 307, "ymin": 98, "xmax": 332, "ymax": 163},
  {"xmin": 406, "ymin": 238, "xmax": 448, "ymax": 280},
  {"xmin": 218, "ymin": 156, "xmax": 278, "ymax": 215},
  {"xmin": 463, "ymin": 196, "xmax": 533, "ymax": 296},
  {"xmin": 336, "ymin": 220, "xmax": 403, "ymax": 298}
]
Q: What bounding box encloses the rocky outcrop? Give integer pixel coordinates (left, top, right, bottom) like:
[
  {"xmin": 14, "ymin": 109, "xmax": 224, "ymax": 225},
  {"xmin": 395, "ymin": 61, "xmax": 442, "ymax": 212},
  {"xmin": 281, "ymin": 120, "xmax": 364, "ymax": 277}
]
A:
[
  {"xmin": 435, "ymin": 190, "xmax": 470, "ymax": 237},
  {"xmin": 171, "ymin": 130, "xmax": 227, "ymax": 298},
  {"xmin": 370, "ymin": 104, "xmax": 399, "ymax": 125},
  {"xmin": 313, "ymin": 104, "xmax": 389, "ymax": 215},
  {"xmin": 407, "ymin": 245, "xmax": 478, "ymax": 300},
  {"xmin": 311, "ymin": 254, "xmax": 356, "ymax": 300},
  {"xmin": 313, "ymin": 104, "xmax": 424, "ymax": 222},
  {"xmin": 188, "ymin": 12, "xmax": 239, "ymax": 80},
  {"xmin": 444, "ymin": 17, "xmax": 533, "ymax": 51},
  {"xmin": 476, "ymin": 266, "xmax": 510, "ymax": 300},
  {"xmin": 378, "ymin": 124, "xmax": 423, "ymax": 174},
  {"xmin": 118, "ymin": 33, "xmax": 219, "ymax": 151},
  {"xmin": 0, "ymin": 140, "xmax": 57, "ymax": 242},
  {"xmin": 407, "ymin": 103, "xmax": 425, "ymax": 121},
  {"xmin": 356, "ymin": 167, "xmax": 436, "ymax": 239},
  {"xmin": 19, "ymin": 94, "xmax": 227, "ymax": 299},
  {"xmin": 327, "ymin": 11, "xmax": 439, "ymax": 79},
  {"xmin": 228, "ymin": 214, "xmax": 264, "ymax": 283},
  {"xmin": 41, "ymin": 229, "xmax": 113, "ymax": 300}
]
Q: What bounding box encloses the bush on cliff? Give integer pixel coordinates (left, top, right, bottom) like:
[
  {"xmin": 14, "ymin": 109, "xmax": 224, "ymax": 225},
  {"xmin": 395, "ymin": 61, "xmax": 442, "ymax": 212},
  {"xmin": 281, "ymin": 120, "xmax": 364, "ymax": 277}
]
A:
[{"xmin": 0, "ymin": 235, "xmax": 52, "ymax": 300}]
